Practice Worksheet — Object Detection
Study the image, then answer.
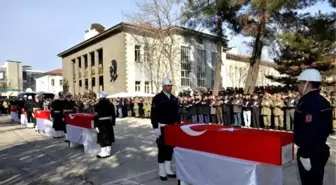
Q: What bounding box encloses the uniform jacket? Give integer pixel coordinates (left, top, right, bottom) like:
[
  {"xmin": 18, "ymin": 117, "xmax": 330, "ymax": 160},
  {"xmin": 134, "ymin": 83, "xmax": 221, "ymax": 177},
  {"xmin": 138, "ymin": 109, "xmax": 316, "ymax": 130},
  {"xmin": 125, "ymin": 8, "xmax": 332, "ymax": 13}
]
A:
[{"xmin": 273, "ymin": 100, "xmax": 284, "ymax": 116}]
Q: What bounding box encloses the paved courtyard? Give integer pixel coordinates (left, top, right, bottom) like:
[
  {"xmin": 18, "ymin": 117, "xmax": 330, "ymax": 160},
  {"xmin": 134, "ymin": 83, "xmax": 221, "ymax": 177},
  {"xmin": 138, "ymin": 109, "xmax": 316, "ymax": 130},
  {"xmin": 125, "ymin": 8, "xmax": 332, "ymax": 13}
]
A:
[{"xmin": 0, "ymin": 116, "xmax": 335, "ymax": 185}]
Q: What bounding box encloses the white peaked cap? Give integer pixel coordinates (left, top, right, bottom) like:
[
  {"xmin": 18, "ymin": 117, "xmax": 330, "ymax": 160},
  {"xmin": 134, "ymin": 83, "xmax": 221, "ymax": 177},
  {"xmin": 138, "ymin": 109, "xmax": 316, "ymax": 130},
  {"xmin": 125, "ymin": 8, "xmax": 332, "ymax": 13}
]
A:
[
  {"xmin": 54, "ymin": 94, "xmax": 60, "ymax": 100},
  {"xmin": 298, "ymin": 68, "xmax": 322, "ymax": 82},
  {"xmin": 162, "ymin": 78, "xmax": 173, "ymax": 86},
  {"xmin": 99, "ymin": 91, "xmax": 108, "ymax": 98}
]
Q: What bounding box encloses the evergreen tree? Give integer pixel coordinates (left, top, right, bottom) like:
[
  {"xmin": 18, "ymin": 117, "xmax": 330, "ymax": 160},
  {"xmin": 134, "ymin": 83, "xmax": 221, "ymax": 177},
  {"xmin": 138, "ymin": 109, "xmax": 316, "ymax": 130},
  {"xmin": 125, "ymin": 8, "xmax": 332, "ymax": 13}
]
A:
[{"xmin": 268, "ymin": 12, "xmax": 336, "ymax": 86}]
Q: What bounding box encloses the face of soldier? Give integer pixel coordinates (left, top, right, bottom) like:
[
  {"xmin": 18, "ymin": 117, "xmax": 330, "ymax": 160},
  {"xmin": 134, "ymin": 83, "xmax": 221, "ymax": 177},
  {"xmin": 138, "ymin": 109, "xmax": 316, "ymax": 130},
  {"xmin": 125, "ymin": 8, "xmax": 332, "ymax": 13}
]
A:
[
  {"xmin": 163, "ymin": 85, "xmax": 172, "ymax": 94},
  {"xmin": 298, "ymin": 81, "xmax": 312, "ymax": 95}
]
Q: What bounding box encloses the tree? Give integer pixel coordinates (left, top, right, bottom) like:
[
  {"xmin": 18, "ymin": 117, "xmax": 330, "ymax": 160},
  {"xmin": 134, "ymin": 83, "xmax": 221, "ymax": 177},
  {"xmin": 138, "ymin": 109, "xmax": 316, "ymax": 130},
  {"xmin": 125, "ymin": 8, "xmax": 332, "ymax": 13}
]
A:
[
  {"xmin": 268, "ymin": 12, "xmax": 336, "ymax": 86},
  {"xmin": 126, "ymin": 0, "xmax": 182, "ymax": 93},
  {"xmin": 181, "ymin": 0, "xmax": 246, "ymax": 95}
]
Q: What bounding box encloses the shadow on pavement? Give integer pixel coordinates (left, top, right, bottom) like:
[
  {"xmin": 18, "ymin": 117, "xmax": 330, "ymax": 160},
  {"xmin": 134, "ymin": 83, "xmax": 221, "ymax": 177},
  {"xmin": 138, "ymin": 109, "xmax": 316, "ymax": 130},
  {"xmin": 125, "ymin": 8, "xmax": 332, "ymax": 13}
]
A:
[{"xmin": 0, "ymin": 118, "xmax": 160, "ymax": 185}]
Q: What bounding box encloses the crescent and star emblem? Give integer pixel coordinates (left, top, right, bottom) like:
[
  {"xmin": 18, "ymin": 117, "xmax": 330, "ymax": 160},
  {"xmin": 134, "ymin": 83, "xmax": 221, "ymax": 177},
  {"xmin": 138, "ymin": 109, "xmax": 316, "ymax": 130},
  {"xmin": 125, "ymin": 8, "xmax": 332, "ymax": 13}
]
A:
[
  {"xmin": 68, "ymin": 114, "xmax": 76, "ymax": 119},
  {"xmin": 180, "ymin": 124, "xmax": 238, "ymax": 136}
]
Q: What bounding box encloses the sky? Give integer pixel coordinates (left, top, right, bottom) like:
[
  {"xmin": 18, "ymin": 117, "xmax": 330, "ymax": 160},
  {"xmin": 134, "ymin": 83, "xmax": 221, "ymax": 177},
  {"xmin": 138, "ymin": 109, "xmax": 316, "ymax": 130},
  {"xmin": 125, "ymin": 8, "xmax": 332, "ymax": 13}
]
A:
[{"xmin": 0, "ymin": 0, "xmax": 334, "ymax": 71}]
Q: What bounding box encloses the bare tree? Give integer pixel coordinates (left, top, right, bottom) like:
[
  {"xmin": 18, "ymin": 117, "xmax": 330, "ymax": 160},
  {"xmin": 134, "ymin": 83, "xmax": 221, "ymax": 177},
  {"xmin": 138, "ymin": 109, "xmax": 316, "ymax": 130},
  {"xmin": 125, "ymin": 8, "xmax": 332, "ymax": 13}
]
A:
[{"xmin": 125, "ymin": 0, "xmax": 181, "ymax": 93}]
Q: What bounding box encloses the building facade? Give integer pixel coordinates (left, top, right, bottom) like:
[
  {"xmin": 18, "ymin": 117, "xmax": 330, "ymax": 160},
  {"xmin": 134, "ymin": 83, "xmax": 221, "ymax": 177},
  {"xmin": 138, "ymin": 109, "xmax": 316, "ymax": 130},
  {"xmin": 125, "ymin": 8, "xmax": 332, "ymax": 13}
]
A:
[
  {"xmin": 22, "ymin": 66, "xmax": 45, "ymax": 91},
  {"xmin": 59, "ymin": 22, "xmax": 280, "ymax": 95},
  {"xmin": 36, "ymin": 69, "xmax": 63, "ymax": 93}
]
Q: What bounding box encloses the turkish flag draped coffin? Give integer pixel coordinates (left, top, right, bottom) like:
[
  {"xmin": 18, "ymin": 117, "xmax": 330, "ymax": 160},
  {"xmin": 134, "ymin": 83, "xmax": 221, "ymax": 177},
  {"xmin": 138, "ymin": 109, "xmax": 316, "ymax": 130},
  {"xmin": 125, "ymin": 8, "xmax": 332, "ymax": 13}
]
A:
[
  {"xmin": 65, "ymin": 113, "xmax": 94, "ymax": 129},
  {"xmin": 10, "ymin": 106, "xmax": 18, "ymax": 112},
  {"xmin": 34, "ymin": 110, "xmax": 51, "ymax": 120},
  {"xmin": 165, "ymin": 124, "xmax": 294, "ymax": 166}
]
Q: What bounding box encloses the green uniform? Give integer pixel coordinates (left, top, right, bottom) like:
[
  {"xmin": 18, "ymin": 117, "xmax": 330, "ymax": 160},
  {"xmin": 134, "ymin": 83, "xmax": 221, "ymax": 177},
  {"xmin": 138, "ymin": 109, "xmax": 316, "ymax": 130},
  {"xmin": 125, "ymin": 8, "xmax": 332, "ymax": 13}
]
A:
[
  {"xmin": 273, "ymin": 100, "xmax": 284, "ymax": 129},
  {"xmin": 134, "ymin": 102, "xmax": 139, "ymax": 117},
  {"xmin": 332, "ymin": 99, "xmax": 336, "ymax": 131},
  {"xmin": 261, "ymin": 98, "xmax": 272, "ymax": 127}
]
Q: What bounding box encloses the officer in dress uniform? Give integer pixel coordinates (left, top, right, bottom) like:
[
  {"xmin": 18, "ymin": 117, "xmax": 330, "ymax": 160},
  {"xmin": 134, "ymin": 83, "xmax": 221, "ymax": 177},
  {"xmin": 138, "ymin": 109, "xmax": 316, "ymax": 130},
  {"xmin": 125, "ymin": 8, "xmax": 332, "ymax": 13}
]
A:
[
  {"xmin": 94, "ymin": 91, "xmax": 116, "ymax": 158},
  {"xmin": 50, "ymin": 94, "xmax": 65, "ymax": 138},
  {"xmin": 294, "ymin": 69, "xmax": 333, "ymax": 185},
  {"xmin": 33, "ymin": 95, "xmax": 43, "ymax": 131},
  {"xmin": 63, "ymin": 93, "xmax": 76, "ymax": 142},
  {"xmin": 151, "ymin": 78, "xmax": 179, "ymax": 181},
  {"xmin": 25, "ymin": 95, "xmax": 35, "ymax": 128}
]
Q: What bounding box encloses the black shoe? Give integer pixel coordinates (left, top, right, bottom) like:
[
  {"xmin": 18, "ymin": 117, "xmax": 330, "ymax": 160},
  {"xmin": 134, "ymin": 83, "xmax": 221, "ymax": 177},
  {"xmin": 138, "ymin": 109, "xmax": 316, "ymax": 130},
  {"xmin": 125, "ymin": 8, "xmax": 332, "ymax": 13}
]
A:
[
  {"xmin": 167, "ymin": 174, "xmax": 176, "ymax": 178},
  {"xmin": 159, "ymin": 176, "xmax": 168, "ymax": 181},
  {"xmin": 64, "ymin": 140, "xmax": 69, "ymax": 142}
]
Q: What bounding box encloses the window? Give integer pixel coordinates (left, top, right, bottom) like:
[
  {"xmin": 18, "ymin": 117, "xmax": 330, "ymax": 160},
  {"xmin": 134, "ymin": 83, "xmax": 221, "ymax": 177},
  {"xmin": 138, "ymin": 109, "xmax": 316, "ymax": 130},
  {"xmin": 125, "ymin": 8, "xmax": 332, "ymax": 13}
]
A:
[
  {"xmin": 144, "ymin": 44, "xmax": 149, "ymax": 63},
  {"xmin": 145, "ymin": 81, "xmax": 150, "ymax": 93},
  {"xmin": 135, "ymin": 81, "xmax": 141, "ymax": 92},
  {"xmin": 181, "ymin": 46, "xmax": 191, "ymax": 87},
  {"xmin": 135, "ymin": 45, "xmax": 141, "ymax": 62},
  {"xmin": 51, "ymin": 79, "xmax": 55, "ymax": 86},
  {"xmin": 90, "ymin": 52, "xmax": 95, "ymax": 66},
  {"xmin": 60, "ymin": 80, "xmax": 63, "ymax": 86},
  {"xmin": 84, "ymin": 54, "xmax": 88, "ymax": 68},
  {"xmin": 211, "ymin": 52, "xmax": 217, "ymax": 87},
  {"xmin": 78, "ymin": 57, "xmax": 82, "ymax": 68},
  {"xmin": 79, "ymin": 80, "xmax": 82, "ymax": 87},
  {"xmin": 97, "ymin": 49, "xmax": 103, "ymax": 65},
  {"xmin": 197, "ymin": 49, "xmax": 206, "ymax": 87}
]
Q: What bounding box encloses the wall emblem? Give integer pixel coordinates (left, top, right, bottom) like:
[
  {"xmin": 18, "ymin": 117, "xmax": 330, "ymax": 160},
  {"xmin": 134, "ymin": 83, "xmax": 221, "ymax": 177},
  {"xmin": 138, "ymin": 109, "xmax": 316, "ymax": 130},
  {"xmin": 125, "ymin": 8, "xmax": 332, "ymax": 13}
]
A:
[{"xmin": 110, "ymin": 59, "xmax": 118, "ymax": 82}]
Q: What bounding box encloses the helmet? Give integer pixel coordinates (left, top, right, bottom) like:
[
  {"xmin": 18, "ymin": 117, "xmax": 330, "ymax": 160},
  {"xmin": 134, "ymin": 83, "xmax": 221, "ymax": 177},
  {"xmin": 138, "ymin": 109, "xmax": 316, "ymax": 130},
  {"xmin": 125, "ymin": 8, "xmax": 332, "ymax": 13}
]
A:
[
  {"xmin": 298, "ymin": 69, "xmax": 322, "ymax": 82},
  {"xmin": 98, "ymin": 91, "xmax": 108, "ymax": 99},
  {"xmin": 54, "ymin": 94, "xmax": 60, "ymax": 100},
  {"xmin": 162, "ymin": 78, "xmax": 173, "ymax": 86}
]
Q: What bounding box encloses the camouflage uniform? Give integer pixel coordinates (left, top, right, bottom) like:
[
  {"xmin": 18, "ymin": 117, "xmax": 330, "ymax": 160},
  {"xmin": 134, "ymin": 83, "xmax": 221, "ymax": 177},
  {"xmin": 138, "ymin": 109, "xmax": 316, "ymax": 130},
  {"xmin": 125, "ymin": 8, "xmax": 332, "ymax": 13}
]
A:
[
  {"xmin": 261, "ymin": 96, "xmax": 272, "ymax": 128},
  {"xmin": 134, "ymin": 99, "xmax": 139, "ymax": 117},
  {"xmin": 332, "ymin": 98, "xmax": 336, "ymax": 131},
  {"xmin": 273, "ymin": 96, "xmax": 284, "ymax": 129}
]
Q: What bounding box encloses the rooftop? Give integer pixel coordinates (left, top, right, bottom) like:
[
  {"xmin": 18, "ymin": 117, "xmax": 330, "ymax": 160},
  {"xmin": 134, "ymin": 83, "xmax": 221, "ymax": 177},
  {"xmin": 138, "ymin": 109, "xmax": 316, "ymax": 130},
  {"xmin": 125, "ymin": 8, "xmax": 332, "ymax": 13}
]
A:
[
  {"xmin": 58, "ymin": 22, "xmax": 225, "ymax": 57},
  {"xmin": 45, "ymin": 69, "xmax": 62, "ymax": 75}
]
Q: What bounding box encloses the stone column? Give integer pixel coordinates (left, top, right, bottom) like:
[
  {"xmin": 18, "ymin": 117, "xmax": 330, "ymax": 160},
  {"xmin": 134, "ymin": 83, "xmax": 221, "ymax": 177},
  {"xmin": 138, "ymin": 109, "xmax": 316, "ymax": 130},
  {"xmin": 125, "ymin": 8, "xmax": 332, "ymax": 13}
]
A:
[
  {"xmin": 95, "ymin": 50, "xmax": 100, "ymax": 94},
  {"xmin": 75, "ymin": 58, "xmax": 80, "ymax": 95},
  {"xmin": 88, "ymin": 54, "xmax": 92, "ymax": 91},
  {"xmin": 81, "ymin": 55, "xmax": 85, "ymax": 95}
]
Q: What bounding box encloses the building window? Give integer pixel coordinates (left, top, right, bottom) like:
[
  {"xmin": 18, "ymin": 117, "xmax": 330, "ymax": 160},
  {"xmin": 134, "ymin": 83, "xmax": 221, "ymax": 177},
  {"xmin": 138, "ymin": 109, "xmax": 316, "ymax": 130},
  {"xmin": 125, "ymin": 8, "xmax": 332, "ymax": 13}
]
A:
[
  {"xmin": 79, "ymin": 80, "xmax": 82, "ymax": 87},
  {"xmin": 60, "ymin": 80, "xmax": 63, "ymax": 86},
  {"xmin": 145, "ymin": 81, "xmax": 150, "ymax": 93},
  {"xmin": 51, "ymin": 79, "xmax": 55, "ymax": 86},
  {"xmin": 84, "ymin": 54, "xmax": 88, "ymax": 68},
  {"xmin": 78, "ymin": 57, "xmax": 82, "ymax": 68},
  {"xmin": 135, "ymin": 45, "xmax": 141, "ymax": 62},
  {"xmin": 211, "ymin": 52, "xmax": 217, "ymax": 88},
  {"xmin": 144, "ymin": 44, "xmax": 149, "ymax": 63},
  {"xmin": 97, "ymin": 49, "xmax": 103, "ymax": 65},
  {"xmin": 197, "ymin": 49, "xmax": 206, "ymax": 87},
  {"xmin": 135, "ymin": 81, "xmax": 141, "ymax": 92},
  {"xmin": 90, "ymin": 52, "xmax": 95, "ymax": 66},
  {"xmin": 181, "ymin": 46, "xmax": 191, "ymax": 87}
]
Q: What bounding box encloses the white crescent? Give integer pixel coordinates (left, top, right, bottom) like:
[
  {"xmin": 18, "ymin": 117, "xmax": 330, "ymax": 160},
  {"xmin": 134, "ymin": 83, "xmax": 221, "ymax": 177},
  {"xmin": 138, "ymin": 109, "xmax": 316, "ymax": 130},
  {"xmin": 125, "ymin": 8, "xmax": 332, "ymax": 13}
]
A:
[
  {"xmin": 68, "ymin": 114, "xmax": 76, "ymax": 119},
  {"xmin": 180, "ymin": 124, "xmax": 207, "ymax": 136},
  {"xmin": 219, "ymin": 128, "xmax": 237, "ymax": 132}
]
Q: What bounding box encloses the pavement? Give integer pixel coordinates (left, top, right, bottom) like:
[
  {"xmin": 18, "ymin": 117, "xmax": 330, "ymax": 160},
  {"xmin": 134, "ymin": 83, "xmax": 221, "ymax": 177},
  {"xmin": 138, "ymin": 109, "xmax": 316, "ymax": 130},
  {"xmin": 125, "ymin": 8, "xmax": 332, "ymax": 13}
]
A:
[{"xmin": 0, "ymin": 116, "xmax": 335, "ymax": 185}]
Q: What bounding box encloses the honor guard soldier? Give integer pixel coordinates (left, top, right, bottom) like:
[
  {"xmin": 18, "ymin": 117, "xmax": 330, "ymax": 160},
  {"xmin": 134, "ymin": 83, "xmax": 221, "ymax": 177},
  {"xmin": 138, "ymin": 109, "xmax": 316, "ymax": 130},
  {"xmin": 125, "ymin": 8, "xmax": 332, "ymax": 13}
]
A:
[
  {"xmin": 151, "ymin": 78, "xmax": 179, "ymax": 181},
  {"xmin": 294, "ymin": 69, "xmax": 333, "ymax": 185},
  {"xmin": 63, "ymin": 93, "xmax": 76, "ymax": 142},
  {"xmin": 94, "ymin": 91, "xmax": 116, "ymax": 158},
  {"xmin": 33, "ymin": 95, "xmax": 43, "ymax": 131},
  {"xmin": 25, "ymin": 95, "xmax": 35, "ymax": 128},
  {"xmin": 50, "ymin": 94, "xmax": 65, "ymax": 138}
]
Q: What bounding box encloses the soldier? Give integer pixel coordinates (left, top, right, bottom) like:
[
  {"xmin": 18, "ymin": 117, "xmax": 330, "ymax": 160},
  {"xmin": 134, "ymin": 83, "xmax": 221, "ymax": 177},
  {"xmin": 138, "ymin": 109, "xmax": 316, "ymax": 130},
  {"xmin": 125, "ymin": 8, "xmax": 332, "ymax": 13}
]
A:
[
  {"xmin": 147, "ymin": 98, "xmax": 152, "ymax": 118},
  {"xmin": 51, "ymin": 94, "xmax": 65, "ymax": 138},
  {"xmin": 63, "ymin": 93, "xmax": 76, "ymax": 142},
  {"xmin": 251, "ymin": 94, "xmax": 261, "ymax": 128},
  {"xmin": 273, "ymin": 94, "xmax": 285, "ymax": 130},
  {"xmin": 215, "ymin": 96, "xmax": 224, "ymax": 125},
  {"xmin": 151, "ymin": 78, "xmax": 179, "ymax": 181},
  {"xmin": 94, "ymin": 91, "xmax": 116, "ymax": 158},
  {"xmin": 33, "ymin": 95, "xmax": 43, "ymax": 131},
  {"xmin": 285, "ymin": 92, "xmax": 297, "ymax": 131},
  {"xmin": 24, "ymin": 95, "xmax": 35, "ymax": 128},
  {"xmin": 294, "ymin": 69, "xmax": 332, "ymax": 185},
  {"xmin": 134, "ymin": 98, "xmax": 139, "ymax": 118},
  {"xmin": 331, "ymin": 92, "xmax": 336, "ymax": 135},
  {"xmin": 261, "ymin": 93, "xmax": 272, "ymax": 129}
]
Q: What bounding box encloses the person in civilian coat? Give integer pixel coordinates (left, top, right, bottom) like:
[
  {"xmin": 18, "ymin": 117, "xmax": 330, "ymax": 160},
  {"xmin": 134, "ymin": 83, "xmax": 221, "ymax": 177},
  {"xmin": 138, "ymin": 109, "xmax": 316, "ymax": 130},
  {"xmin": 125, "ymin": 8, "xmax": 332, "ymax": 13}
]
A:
[
  {"xmin": 232, "ymin": 94, "xmax": 243, "ymax": 126},
  {"xmin": 222, "ymin": 95, "xmax": 232, "ymax": 125},
  {"xmin": 251, "ymin": 94, "xmax": 261, "ymax": 128}
]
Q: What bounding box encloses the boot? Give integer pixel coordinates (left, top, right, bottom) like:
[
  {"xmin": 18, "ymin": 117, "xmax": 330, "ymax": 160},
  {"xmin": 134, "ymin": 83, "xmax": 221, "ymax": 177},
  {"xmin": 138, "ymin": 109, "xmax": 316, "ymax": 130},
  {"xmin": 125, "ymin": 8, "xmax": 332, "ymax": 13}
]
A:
[
  {"xmin": 158, "ymin": 163, "xmax": 167, "ymax": 181},
  {"xmin": 64, "ymin": 133, "xmax": 69, "ymax": 142},
  {"xmin": 96, "ymin": 147, "xmax": 106, "ymax": 158},
  {"xmin": 105, "ymin": 146, "xmax": 111, "ymax": 158},
  {"xmin": 165, "ymin": 161, "xmax": 176, "ymax": 178}
]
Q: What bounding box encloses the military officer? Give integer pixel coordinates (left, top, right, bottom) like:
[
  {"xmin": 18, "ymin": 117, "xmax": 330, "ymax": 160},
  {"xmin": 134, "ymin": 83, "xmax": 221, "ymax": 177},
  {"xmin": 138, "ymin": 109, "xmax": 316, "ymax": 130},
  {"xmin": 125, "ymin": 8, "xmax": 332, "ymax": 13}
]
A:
[
  {"xmin": 273, "ymin": 94, "xmax": 285, "ymax": 130},
  {"xmin": 63, "ymin": 93, "xmax": 76, "ymax": 142},
  {"xmin": 261, "ymin": 93, "xmax": 272, "ymax": 129},
  {"xmin": 134, "ymin": 98, "xmax": 139, "ymax": 117},
  {"xmin": 331, "ymin": 92, "xmax": 336, "ymax": 135},
  {"xmin": 294, "ymin": 69, "xmax": 333, "ymax": 185},
  {"xmin": 94, "ymin": 91, "xmax": 116, "ymax": 158},
  {"xmin": 51, "ymin": 94, "xmax": 65, "ymax": 138},
  {"xmin": 284, "ymin": 93, "xmax": 296, "ymax": 131},
  {"xmin": 151, "ymin": 78, "xmax": 179, "ymax": 181}
]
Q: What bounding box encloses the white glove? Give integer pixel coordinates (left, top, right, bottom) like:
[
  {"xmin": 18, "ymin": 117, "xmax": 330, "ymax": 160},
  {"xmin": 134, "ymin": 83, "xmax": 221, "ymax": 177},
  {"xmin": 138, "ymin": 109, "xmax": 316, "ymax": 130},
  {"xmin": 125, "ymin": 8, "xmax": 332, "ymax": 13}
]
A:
[
  {"xmin": 32, "ymin": 113, "xmax": 35, "ymax": 118},
  {"xmin": 299, "ymin": 157, "xmax": 312, "ymax": 171},
  {"xmin": 96, "ymin": 128, "xmax": 99, "ymax": 133},
  {"xmin": 62, "ymin": 118, "xmax": 64, "ymax": 121},
  {"xmin": 154, "ymin": 128, "xmax": 161, "ymax": 138},
  {"xmin": 50, "ymin": 117, "xmax": 54, "ymax": 121}
]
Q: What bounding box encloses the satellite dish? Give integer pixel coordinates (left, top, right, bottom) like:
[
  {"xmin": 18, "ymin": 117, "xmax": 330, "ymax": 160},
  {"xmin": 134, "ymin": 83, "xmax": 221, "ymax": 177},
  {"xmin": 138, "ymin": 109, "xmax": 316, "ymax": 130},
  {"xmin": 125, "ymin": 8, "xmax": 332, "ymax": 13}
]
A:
[{"xmin": 25, "ymin": 88, "xmax": 33, "ymax": 93}]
